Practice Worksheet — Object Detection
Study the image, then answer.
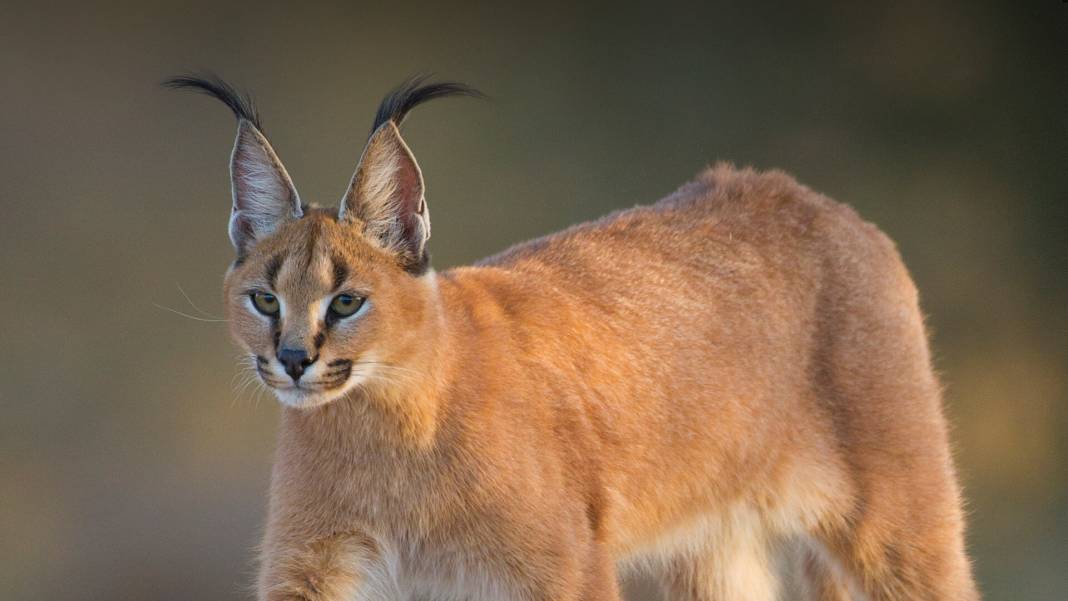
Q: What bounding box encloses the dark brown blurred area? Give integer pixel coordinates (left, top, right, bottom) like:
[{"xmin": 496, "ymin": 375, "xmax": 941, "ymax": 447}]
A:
[{"xmin": 1, "ymin": 2, "xmax": 1065, "ymax": 600}]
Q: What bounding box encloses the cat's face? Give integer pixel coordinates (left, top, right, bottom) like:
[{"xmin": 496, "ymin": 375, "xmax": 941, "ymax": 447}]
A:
[
  {"xmin": 224, "ymin": 210, "xmax": 431, "ymax": 409},
  {"xmin": 168, "ymin": 75, "xmax": 478, "ymax": 408}
]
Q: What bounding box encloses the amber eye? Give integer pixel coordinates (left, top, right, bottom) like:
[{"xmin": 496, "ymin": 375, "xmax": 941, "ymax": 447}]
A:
[
  {"xmin": 328, "ymin": 294, "xmax": 364, "ymax": 318},
  {"xmin": 250, "ymin": 291, "xmax": 280, "ymax": 316}
]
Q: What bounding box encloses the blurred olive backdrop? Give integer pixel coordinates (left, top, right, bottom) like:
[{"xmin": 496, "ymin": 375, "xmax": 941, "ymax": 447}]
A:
[{"xmin": 1, "ymin": 1, "xmax": 1065, "ymax": 600}]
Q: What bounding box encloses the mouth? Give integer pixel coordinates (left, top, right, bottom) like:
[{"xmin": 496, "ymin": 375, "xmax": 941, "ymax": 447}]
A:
[{"xmin": 255, "ymin": 357, "xmax": 353, "ymax": 401}]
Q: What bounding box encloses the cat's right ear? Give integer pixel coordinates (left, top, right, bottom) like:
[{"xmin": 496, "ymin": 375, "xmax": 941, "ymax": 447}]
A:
[
  {"xmin": 226, "ymin": 120, "xmax": 302, "ymax": 252},
  {"xmin": 164, "ymin": 74, "xmax": 302, "ymax": 254}
]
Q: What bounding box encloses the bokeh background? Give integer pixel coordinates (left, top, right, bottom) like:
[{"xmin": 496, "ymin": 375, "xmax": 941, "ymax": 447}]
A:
[{"xmin": 1, "ymin": 1, "xmax": 1065, "ymax": 599}]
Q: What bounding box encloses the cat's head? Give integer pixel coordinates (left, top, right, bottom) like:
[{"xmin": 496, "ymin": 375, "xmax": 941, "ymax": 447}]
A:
[{"xmin": 167, "ymin": 75, "xmax": 481, "ymax": 408}]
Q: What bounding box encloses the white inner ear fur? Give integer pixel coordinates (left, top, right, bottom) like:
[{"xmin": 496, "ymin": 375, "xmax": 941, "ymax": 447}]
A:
[
  {"xmin": 339, "ymin": 123, "xmax": 430, "ymax": 257},
  {"xmin": 228, "ymin": 121, "xmax": 302, "ymax": 249}
]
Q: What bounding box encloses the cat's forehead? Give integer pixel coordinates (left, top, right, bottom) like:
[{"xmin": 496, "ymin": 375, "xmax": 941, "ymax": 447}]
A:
[{"xmin": 234, "ymin": 210, "xmax": 382, "ymax": 289}]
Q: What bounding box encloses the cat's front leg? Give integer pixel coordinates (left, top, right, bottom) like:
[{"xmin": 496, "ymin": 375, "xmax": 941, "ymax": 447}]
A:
[{"xmin": 257, "ymin": 529, "xmax": 382, "ymax": 601}]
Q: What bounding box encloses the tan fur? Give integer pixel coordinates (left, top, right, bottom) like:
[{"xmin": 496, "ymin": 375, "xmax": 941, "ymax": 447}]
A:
[{"xmin": 224, "ymin": 164, "xmax": 977, "ymax": 600}]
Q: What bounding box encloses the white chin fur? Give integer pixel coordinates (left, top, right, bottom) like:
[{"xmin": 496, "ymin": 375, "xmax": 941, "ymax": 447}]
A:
[
  {"xmin": 268, "ymin": 374, "xmax": 365, "ymax": 409},
  {"xmin": 271, "ymin": 388, "xmax": 336, "ymax": 409}
]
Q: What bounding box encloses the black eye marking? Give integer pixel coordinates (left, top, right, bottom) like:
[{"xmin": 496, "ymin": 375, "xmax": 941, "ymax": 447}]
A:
[
  {"xmin": 331, "ymin": 255, "xmax": 348, "ymax": 291},
  {"xmin": 256, "ymin": 355, "xmax": 268, "ymax": 365},
  {"xmin": 313, "ymin": 331, "xmax": 326, "ymax": 349}
]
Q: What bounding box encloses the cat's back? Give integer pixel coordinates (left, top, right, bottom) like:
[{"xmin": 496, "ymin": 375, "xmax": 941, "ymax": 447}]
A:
[{"xmin": 472, "ymin": 163, "xmax": 895, "ymax": 304}]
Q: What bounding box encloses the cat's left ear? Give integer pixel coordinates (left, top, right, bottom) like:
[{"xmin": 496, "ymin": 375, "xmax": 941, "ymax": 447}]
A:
[{"xmin": 338, "ymin": 121, "xmax": 429, "ymax": 273}]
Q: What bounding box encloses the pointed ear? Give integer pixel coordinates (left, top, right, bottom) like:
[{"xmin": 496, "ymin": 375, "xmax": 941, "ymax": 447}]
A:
[
  {"xmin": 339, "ymin": 122, "xmax": 430, "ymax": 273},
  {"xmin": 228, "ymin": 120, "xmax": 302, "ymax": 252}
]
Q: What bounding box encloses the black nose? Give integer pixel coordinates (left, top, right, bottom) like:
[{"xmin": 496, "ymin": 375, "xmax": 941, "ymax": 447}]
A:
[{"xmin": 277, "ymin": 348, "xmax": 315, "ymax": 381}]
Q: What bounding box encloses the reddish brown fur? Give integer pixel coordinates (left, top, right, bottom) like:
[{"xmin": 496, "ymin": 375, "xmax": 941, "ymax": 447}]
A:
[{"xmin": 224, "ymin": 164, "xmax": 977, "ymax": 600}]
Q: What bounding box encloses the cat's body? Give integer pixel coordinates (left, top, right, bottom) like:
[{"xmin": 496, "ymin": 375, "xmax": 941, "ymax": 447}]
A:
[{"xmin": 168, "ymin": 76, "xmax": 977, "ymax": 600}]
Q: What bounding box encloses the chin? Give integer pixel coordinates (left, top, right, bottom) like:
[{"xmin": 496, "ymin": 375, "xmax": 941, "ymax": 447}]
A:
[
  {"xmin": 271, "ymin": 388, "xmax": 335, "ymax": 409},
  {"xmin": 269, "ymin": 377, "xmax": 363, "ymax": 409}
]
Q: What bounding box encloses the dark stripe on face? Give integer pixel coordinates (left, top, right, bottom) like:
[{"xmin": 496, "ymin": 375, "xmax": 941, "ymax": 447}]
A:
[
  {"xmin": 266, "ymin": 254, "xmax": 283, "ymax": 289},
  {"xmin": 313, "ymin": 330, "xmax": 326, "ymax": 349},
  {"xmin": 300, "ymin": 220, "xmax": 320, "ymax": 274},
  {"xmin": 331, "ymin": 255, "xmax": 348, "ymax": 291}
]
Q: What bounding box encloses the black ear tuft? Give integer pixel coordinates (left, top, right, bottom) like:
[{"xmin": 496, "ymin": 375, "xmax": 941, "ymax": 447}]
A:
[
  {"xmin": 163, "ymin": 72, "xmax": 264, "ymax": 131},
  {"xmin": 371, "ymin": 75, "xmax": 485, "ymax": 135}
]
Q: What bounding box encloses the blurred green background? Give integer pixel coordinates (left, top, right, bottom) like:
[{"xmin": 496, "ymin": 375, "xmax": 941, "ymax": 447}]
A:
[{"xmin": 1, "ymin": 1, "xmax": 1065, "ymax": 600}]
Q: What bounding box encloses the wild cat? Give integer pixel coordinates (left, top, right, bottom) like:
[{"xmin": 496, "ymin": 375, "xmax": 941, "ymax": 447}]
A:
[{"xmin": 167, "ymin": 74, "xmax": 978, "ymax": 601}]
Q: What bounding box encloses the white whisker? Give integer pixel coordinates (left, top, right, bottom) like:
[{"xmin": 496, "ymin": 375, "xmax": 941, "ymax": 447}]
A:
[
  {"xmin": 175, "ymin": 283, "xmax": 225, "ymax": 319},
  {"xmin": 153, "ymin": 303, "xmax": 229, "ymax": 323},
  {"xmin": 351, "ymin": 361, "xmax": 422, "ymax": 389}
]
